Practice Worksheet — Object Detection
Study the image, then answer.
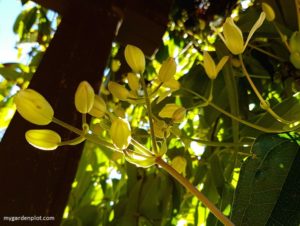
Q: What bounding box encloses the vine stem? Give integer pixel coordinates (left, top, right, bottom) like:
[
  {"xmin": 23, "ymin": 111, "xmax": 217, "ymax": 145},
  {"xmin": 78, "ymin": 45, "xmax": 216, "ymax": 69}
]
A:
[
  {"xmin": 273, "ymin": 23, "xmax": 291, "ymax": 52},
  {"xmin": 181, "ymin": 87, "xmax": 290, "ymax": 133},
  {"xmin": 239, "ymin": 54, "xmax": 294, "ymax": 125},
  {"xmin": 155, "ymin": 157, "xmax": 235, "ymax": 226},
  {"xmin": 140, "ymin": 73, "xmax": 158, "ymax": 154}
]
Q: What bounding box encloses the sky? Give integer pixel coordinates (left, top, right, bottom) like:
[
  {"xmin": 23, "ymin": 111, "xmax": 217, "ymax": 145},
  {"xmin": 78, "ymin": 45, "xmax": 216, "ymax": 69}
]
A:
[{"xmin": 0, "ymin": 0, "xmax": 23, "ymax": 63}]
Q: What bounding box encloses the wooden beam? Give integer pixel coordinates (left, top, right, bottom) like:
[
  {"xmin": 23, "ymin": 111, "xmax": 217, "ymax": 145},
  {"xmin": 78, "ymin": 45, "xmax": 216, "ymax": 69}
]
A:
[
  {"xmin": 0, "ymin": 1, "xmax": 119, "ymax": 225},
  {"xmin": 31, "ymin": 0, "xmax": 172, "ymax": 56}
]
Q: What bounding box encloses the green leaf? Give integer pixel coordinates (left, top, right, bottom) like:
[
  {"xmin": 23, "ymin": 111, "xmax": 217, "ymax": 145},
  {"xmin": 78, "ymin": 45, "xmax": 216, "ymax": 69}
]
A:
[
  {"xmin": 231, "ymin": 134, "xmax": 299, "ymax": 226},
  {"xmin": 266, "ymin": 141, "xmax": 300, "ymax": 225}
]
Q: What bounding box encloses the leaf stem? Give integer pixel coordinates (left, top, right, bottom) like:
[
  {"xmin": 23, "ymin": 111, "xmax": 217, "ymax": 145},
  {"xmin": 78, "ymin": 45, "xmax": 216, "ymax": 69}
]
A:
[{"xmin": 155, "ymin": 157, "xmax": 235, "ymax": 226}]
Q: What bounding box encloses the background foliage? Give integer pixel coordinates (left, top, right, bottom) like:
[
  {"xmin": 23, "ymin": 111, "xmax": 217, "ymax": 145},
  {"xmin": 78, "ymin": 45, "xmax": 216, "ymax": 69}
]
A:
[{"xmin": 1, "ymin": 0, "xmax": 300, "ymax": 225}]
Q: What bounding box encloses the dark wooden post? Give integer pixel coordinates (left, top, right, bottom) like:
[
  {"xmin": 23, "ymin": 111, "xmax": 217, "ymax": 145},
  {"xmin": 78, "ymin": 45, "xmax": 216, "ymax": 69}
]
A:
[
  {"xmin": 0, "ymin": 0, "xmax": 171, "ymax": 225},
  {"xmin": 0, "ymin": 1, "xmax": 119, "ymax": 225}
]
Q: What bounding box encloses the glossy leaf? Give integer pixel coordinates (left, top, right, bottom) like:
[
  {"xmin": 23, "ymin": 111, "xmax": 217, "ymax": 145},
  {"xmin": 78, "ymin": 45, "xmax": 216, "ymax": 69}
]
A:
[{"xmin": 231, "ymin": 134, "xmax": 299, "ymax": 226}]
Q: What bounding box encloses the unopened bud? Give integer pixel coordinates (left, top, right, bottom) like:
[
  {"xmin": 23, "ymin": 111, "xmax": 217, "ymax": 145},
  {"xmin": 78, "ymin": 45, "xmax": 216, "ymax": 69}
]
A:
[
  {"xmin": 127, "ymin": 73, "xmax": 140, "ymax": 91},
  {"xmin": 223, "ymin": 17, "xmax": 244, "ymax": 55},
  {"xmin": 25, "ymin": 129, "xmax": 61, "ymax": 150},
  {"xmin": 110, "ymin": 117, "xmax": 131, "ymax": 149},
  {"xmin": 159, "ymin": 104, "xmax": 181, "ymax": 118},
  {"xmin": 111, "ymin": 59, "xmax": 121, "ymax": 72},
  {"xmin": 158, "ymin": 57, "xmax": 177, "ymax": 83},
  {"xmin": 289, "ymin": 31, "xmax": 300, "ymax": 53},
  {"xmin": 124, "ymin": 44, "xmax": 145, "ymax": 73},
  {"xmin": 171, "ymin": 156, "xmax": 187, "ymax": 175},
  {"xmin": 108, "ymin": 81, "xmax": 129, "ymax": 101},
  {"xmin": 14, "ymin": 89, "xmax": 54, "ymax": 125},
  {"xmin": 163, "ymin": 78, "xmax": 181, "ymax": 90},
  {"xmin": 153, "ymin": 120, "xmax": 170, "ymax": 138},
  {"xmin": 172, "ymin": 107, "xmax": 186, "ymax": 123},
  {"xmin": 262, "ymin": 3, "xmax": 275, "ymax": 22},
  {"xmin": 89, "ymin": 95, "xmax": 106, "ymax": 118},
  {"xmin": 75, "ymin": 81, "xmax": 95, "ymax": 114}
]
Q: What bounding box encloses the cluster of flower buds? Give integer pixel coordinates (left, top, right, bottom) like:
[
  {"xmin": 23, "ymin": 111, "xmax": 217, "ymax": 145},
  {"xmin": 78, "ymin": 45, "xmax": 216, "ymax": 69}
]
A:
[{"xmin": 14, "ymin": 80, "xmax": 109, "ymax": 151}]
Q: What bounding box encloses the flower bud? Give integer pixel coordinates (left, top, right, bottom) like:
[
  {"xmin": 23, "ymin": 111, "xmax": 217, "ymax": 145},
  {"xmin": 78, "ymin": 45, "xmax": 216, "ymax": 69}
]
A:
[
  {"xmin": 290, "ymin": 51, "xmax": 300, "ymax": 69},
  {"xmin": 124, "ymin": 150, "xmax": 156, "ymax": 168},
  {"xmin": 88, "ymin": 95, "xmax": 106, "ymax": 118},
  {"xmin": 159, "ymin": 104, "xmax": 181, "ymax": 118},
  {"xmin": 262, "ymin": 3, "xmax": 275, "ymax": 22},
  {"xmin": 223, "ymin": 17, "xmax": 244, "ymax": 55},
  {"xmin": 289, "ymin": 31, "xmax": 300, "ymax": 53},
  {"xmin": 110, "ymin": 117, "xmax": 131, "ymax": 149},
  {"xmin": 127, "ymin": 73, "xmax": 140, "ymax": 91},
  {"xmin": 25, "ymin": 129, "xmax": 61, "ymax": 150},
  {"xmin": 163, "ymin": 78, "xmax": 181, "ymax": 90},
  {"xmin": 171, "ymin": 156, "xmax": 187, "ymax": 175},
  {"xmin": 75, "ymin": 81, "xmax": 95, "ymax": 114},
  {"xmin": 108, "ymin": 82, "xmax": 129, "ymax": 100},
  {"xmin": 158, "ymin": 57, "xmax": 177, "ymax": 83},
  {"xmin": 108, "ymin": 81, "xmax": 129, "ymax": 101},
  {"xmin": 153, "ymin": 119, "xmax": 170, "ymax": 138},
  {"xmin": 203, "ymin": 51, "xmax": 217, "ymax": 79},
  {"xmin": 172, "ymin": 107, "xmax": 186, "ymax": 123},
  {"xmin": 203, "ymin": 52, "xmax": 229, "ymax": 79},
  {"xmin": 220, "ymin": 13, "xmax": 265, "ymax": 55},
  {"xmin": 124, "ymin": 44, "xmax": 145, "ymax": 73},
  {"xmin": 111, "ymin": 59, "xmax": 121, "ymax": 72},
  {"xmin": 14, "ymin": 89, "xmax": 54, "ymax": 125}
]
